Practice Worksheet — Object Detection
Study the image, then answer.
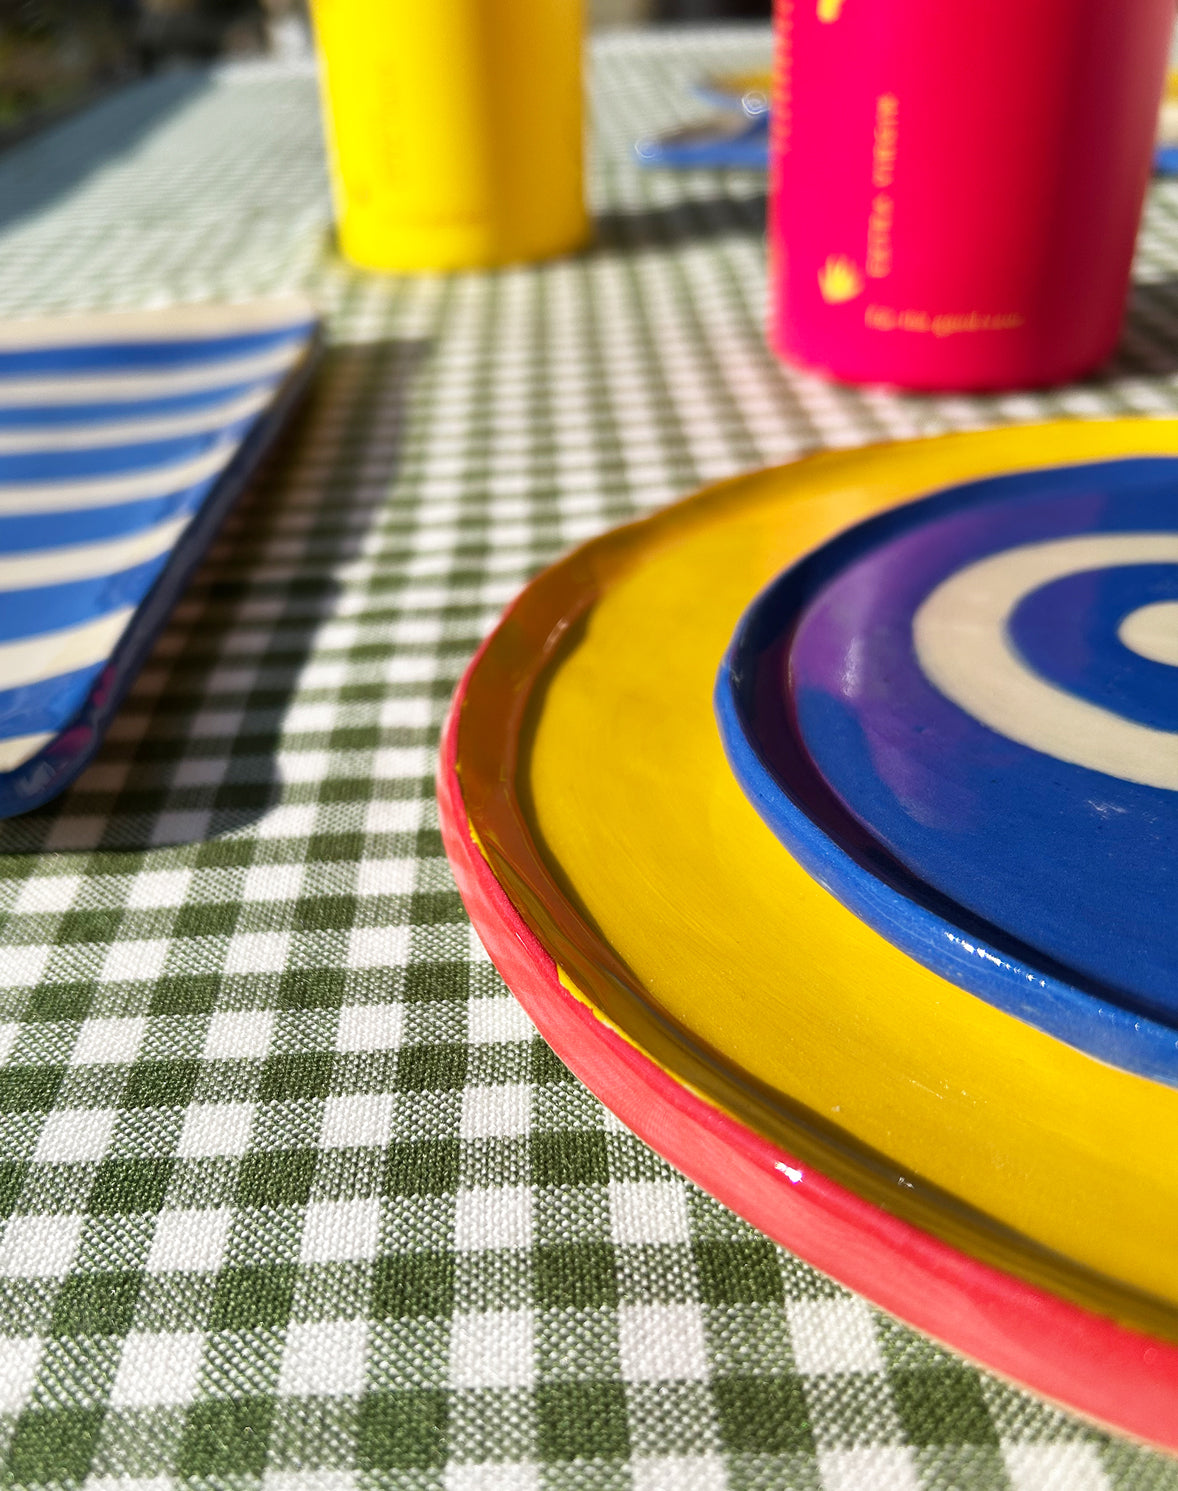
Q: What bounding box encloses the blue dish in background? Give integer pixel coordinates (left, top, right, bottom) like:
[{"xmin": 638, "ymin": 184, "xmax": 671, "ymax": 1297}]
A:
[
  {"xmin": 634, "ymin": 112, "xmax": 769, "ymax": 171},
  {"xmin": 716, "ymin": 456, "xmax": 1178, "ymax": 1085},
  {"xmin": 634, "ymin": 68, "xmax": 771, "ymax": 170},
  {"xmin": 0, "ymin": 299, "xmax": 318, "ymax": 817}
]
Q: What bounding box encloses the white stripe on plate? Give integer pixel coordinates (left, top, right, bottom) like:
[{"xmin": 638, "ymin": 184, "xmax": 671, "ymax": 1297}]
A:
[
  {"xmin": 0, "ymin": 514, "xmax": 190, "ymax": 591},
  {"xmin": 0, "ymin": 385, "xmax": 272, "ymax": 452},
  {"xmin": 0, "ymin": 440, "xmax": 238, "ymax": 515},
  {"xmin": 0, "ymin": 607, "xmax": 133, "ymax": 691},
  {"xmin": 0, "ymin": 295, "xmax": 317, "ymax": 350},
  {"xmin": 0, "ymin": 342, "xmax": 303, "ymax": 407},
  {"xmin": 0, "ymin": 732, "xmax": 54, "ymax": 772}
]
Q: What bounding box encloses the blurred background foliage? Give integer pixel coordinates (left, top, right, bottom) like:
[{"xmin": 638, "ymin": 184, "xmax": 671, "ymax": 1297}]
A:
[
  {"xmin": 0, "ymin": 0, "xmax": 306, "ymax": 138},
  {"xmin": 0, "ymin": 0, "xmax": 769, "ymax": 143}
]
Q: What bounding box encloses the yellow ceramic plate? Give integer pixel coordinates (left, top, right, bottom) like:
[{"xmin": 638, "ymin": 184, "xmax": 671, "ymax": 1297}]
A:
[{"xmin": 443, "ymin": 420, "xmax": 1178, "ymax": 1445}]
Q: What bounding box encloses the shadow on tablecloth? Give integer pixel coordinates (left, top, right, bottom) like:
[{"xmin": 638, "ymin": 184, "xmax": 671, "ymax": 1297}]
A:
[{"xmin": 593, "ymin": 190, "xmax": 766, "ymax": 252}]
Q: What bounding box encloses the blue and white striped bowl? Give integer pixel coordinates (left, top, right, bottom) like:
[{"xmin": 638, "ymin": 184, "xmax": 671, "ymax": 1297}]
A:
[{"xmin": 0, "ymin": 298, "xmax": 319, "ymax": 816}]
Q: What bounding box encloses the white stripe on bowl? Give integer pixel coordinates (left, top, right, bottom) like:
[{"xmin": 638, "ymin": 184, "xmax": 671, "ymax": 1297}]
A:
[
  {"xmin": 0, "ymin": 515, "xmax": 189, "ymax": 591},
  {"xmin": 0, "ymin": 442, "xmax": 238, "ymax": 515},
  {"xmin": 0, "ymin": 295, "xmax": 317, "ymax": 350},
  {"xmin": 0, "ymin": 385, "xmax": 273, "ymax": 452},
  {"xmin": 0, "ymin": 341, "xmax": 304, "ymax": 407},
  {"xmin": 0, "ymin": 732, "xmax": 55, "ymax": 771},
  {"xmin": 0, "ymin": 607, "xmax": 133, "ymax": 692}
]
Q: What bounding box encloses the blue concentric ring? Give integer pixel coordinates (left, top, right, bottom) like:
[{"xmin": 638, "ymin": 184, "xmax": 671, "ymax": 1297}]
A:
[{"xmin": 716, "ymin": 456, "xmax": 1178, "ymax": 1085}]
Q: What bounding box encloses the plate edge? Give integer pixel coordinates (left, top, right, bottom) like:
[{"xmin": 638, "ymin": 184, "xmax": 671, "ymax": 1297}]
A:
[{"xmin": 438, "ymin": 632, "xmax": 1178, "ymax": 1454}]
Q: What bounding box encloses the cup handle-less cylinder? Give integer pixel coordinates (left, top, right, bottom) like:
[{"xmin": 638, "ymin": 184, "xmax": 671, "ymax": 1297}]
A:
[
  {"xmin": 769, "ymin": 0, "xmax": 1176, "ymax": 390},
  {"xmin": 310, "ymin": 0, "xmax": 588, "ymax": 271}
]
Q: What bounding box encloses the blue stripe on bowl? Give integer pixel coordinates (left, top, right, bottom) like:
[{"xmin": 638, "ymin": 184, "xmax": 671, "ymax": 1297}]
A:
[
  {"xmin": 0, "ymin": 321, "xmax": 316, "ymax": 377},
  {"xmin": 0, "ymin": 424, "xmax": 251, "ymax": 482},
  {"xmin": 0, "ymin": 662, "xmax": 107, "ymax": 742},
  {"xmin": 0, "ymin": 375, "xmax": 281, "ymax": 428},
  {"xmin": 0, "ymin": 485, "xmax": 213, "ymax": 552},
  {"xmin": 0, "ymin": 554, "xmax": 174, "ymax": 643}
]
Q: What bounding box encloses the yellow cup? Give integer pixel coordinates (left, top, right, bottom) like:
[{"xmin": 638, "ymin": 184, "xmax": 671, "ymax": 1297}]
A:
[{"xmin": 309, "ymin": 0, "xmax": 589, "ymax": 271}]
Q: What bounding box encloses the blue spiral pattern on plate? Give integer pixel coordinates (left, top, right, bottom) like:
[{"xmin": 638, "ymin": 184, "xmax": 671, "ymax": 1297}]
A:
[
  {"xmin": 716, "ymin": 456, "xmax": 1178, "ymax": 1085},
  {"xmin": 1008, "ymin": 564, "xmax": 1178, "ymax": 732},
  {"xmin": 0, "ymin": 304, "xmax": 317, "ymax": 816}
]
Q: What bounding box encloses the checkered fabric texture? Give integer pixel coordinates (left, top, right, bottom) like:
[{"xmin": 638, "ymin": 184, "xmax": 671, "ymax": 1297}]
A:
[{"xmin": 0, "ymin": 28, "xmax": 1176, "ymax": 1491}]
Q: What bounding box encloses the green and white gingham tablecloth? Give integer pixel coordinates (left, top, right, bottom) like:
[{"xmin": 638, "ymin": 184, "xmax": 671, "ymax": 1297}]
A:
[{"xmin": 0, "ymin": 29, "xmax": 1176, "ymax": 1491}]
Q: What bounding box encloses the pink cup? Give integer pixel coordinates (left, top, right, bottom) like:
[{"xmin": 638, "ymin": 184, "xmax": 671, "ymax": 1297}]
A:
[{"xmin": 769, "ymin": 0, "xmax": 1176, "ymax": 391}]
